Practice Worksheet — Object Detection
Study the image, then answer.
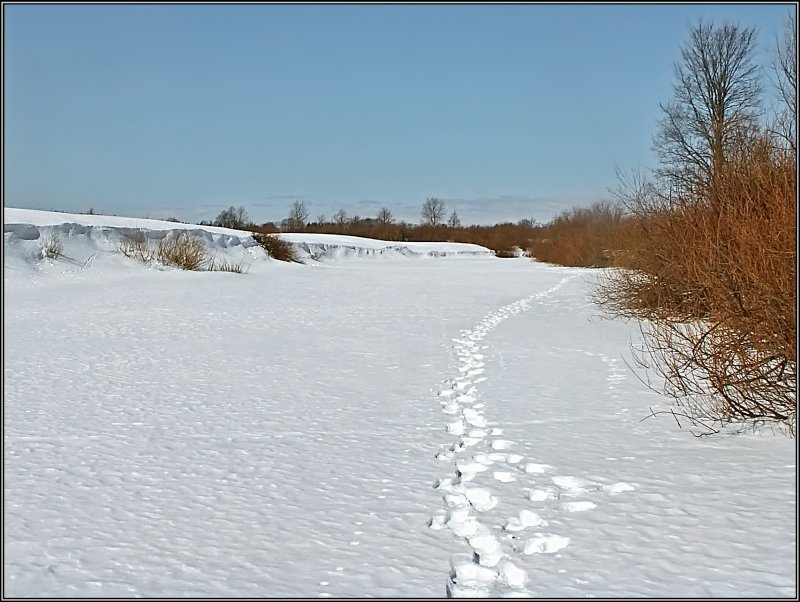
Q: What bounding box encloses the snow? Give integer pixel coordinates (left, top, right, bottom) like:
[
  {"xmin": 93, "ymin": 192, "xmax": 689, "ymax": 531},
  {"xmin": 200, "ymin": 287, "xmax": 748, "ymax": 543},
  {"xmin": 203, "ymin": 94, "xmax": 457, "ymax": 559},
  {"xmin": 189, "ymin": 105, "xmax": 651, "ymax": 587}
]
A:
[
  {"xmin": 3, "ymin": 209, "xmax": 796, "ymax": 598},
  {"xmin": 3, "ymin": 207, "xmax": 492, "ymax": 262}
]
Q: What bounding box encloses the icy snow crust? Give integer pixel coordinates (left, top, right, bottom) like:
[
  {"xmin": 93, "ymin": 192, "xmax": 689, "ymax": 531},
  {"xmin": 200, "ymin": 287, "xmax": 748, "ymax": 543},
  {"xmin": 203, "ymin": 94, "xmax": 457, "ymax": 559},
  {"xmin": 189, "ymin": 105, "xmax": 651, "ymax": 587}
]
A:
[{"xmin": 3, "ymin": 209, "xmax": 796, "ymax": 597}]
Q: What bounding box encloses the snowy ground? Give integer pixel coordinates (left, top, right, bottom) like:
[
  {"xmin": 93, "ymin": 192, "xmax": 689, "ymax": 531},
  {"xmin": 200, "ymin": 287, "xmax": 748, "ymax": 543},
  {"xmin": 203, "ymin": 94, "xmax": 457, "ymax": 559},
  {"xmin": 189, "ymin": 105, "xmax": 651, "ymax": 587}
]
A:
[{"xmin": 3, "ymin": 209, "xmax": 796, "ymax": 598}]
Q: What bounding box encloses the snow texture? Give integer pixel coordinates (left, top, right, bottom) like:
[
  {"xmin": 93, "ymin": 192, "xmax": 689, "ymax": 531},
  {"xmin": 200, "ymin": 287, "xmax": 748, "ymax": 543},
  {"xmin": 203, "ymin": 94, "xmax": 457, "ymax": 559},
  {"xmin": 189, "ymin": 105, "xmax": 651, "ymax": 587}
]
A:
[{"xmin": 3, "ymin": 209, "xmax": 796, "ymax": 598}]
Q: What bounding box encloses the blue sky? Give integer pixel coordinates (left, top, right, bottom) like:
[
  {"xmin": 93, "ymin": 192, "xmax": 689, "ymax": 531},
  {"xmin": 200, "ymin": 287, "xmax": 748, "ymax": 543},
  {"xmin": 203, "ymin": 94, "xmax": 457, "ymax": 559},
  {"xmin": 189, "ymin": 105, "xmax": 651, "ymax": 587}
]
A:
[{"xmin": 4, "ymin": 3, "xmax": 794, "ymax": 225}]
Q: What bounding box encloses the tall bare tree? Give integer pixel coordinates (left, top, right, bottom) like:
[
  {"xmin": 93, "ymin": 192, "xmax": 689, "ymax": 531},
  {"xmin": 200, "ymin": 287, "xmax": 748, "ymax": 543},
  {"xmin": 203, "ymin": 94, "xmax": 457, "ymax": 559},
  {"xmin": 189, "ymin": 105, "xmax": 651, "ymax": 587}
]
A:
[
  {"xmin": 284, "ymin": 200, "xmax": 309, "ymax": 231},
  {"xmin": 333, "ymin": 208, "xmax": 348, "ymax": 230},
  {"xmin": 654, "ymin": 21, "xmax": 762, "ymax": 192},
  {"xmin": 421, "ymin": 197, "xmax": 446, "ymax": 226},
  {"xmin": 773, "ymin": 12, "xmax": 796, "ymax": 150},
  {"xmin": 377, "ymin": 207, "xmax": 394, "ymax": 225},
  {"xmin": 447, "ymin": 210, "xmax": 461, "ymax": 228}
]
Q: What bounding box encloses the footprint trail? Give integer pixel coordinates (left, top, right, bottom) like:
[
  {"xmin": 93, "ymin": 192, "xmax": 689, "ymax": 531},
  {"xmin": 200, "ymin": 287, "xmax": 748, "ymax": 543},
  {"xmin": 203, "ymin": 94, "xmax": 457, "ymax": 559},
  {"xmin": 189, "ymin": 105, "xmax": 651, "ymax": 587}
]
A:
[{"xmin": 428, "ymin": 275, "xmax": 636, "ymax": 597}]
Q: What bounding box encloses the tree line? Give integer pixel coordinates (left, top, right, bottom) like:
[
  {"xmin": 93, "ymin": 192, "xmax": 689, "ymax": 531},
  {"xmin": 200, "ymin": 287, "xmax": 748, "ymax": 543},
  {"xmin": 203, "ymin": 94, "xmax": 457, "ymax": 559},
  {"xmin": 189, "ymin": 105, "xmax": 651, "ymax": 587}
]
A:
[{"xmin": 201, "ymin": 198, "xmax": 536, "ymax": 257}]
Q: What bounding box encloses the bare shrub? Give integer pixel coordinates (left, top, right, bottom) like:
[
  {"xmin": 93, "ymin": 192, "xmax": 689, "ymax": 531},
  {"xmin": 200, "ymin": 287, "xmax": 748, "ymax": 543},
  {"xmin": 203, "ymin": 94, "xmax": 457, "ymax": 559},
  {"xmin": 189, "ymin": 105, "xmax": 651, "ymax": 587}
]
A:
[
  {"xmin": 119, "ymin": 230, "xmax": 156, "ymax": 263},
  {"xmin": 596, "ymin": 137, "xmax": 796, "ymax": 434},
  {"xmin": 41, "ymin": 232, "xmax": 63, "ymax": 259},
  {"xmin": 252, "ymin": 232, "xmax": 300, "ymax": 263},
  {"xmin": 156, "ymin": 233, "xmax": 208, "ymax": 271}
]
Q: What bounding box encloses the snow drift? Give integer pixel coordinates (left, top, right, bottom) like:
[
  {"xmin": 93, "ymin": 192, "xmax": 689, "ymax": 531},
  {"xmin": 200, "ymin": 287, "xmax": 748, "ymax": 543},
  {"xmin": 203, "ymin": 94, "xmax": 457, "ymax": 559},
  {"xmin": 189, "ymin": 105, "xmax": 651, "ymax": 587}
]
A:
[{"xmin": 3, "ymin": 208, "xmax": 493, "ymax": 272}]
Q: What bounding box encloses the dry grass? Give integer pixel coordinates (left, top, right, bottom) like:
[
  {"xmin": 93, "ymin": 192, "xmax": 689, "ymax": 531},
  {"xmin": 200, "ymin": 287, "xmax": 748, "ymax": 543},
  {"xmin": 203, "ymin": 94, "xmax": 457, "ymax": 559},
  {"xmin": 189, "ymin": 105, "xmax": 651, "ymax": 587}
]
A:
[
  {"xmin": 41, "ymin": 233, "xmax": 63, "ymax": 259},
  {"xmin": 206, "ymin": 258, "xmax": 247, "ymax": 274},
  {"xmin": 252, "ymin": 232, "xmax": 300, "ymax": 263},
  {"xmin": 120, "ymin": 230, "xmax": 214, "ymax": 272},
  {"xmin": 156, "ymin": 233, "xmax": 207, "ymax": 270},
  {"xmin": 119, "ymin": 231, "xmax": 156, "ymax": 263}
]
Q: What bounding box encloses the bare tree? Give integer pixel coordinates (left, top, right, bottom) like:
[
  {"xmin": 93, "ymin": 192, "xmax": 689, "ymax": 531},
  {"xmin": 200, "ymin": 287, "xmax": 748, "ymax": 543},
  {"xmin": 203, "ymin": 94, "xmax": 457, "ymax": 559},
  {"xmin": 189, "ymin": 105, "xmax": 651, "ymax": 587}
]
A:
[
  {"xmin": 421, "ymin": 197, "xmax": 446, "ymax": 226},
  {"xmin": 284, "ymin": 200, "xmax": 309, "ymax": 231},
  {"xmin": 447, "ymin": 210, "xmax": 461, "ymax": 228},
  {"xmin": 773, "ymin": 12, "xmax": 796, "ymax": 150},
  {"xmin": 214, "ymin": 205, "xmax": 250, "ymax": 229},
  {"xmin": 654, "ymin": 21, "xmax": 762, "ymax": 192},
  {"xmin": 377, "ymin": 207, "xmax": 394, "ymax": 225},
  {"xmin": 333, "ymin": 208, "xmax": 348, "ymax": 230}
]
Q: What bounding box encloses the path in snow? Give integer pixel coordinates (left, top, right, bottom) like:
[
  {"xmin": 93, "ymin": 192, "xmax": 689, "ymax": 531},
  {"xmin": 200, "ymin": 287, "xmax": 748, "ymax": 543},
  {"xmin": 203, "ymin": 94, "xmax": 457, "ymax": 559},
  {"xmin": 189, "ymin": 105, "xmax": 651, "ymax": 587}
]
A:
[{"xmin": 429, "ymin": 276, "xmax": 638, "ymax": 597}]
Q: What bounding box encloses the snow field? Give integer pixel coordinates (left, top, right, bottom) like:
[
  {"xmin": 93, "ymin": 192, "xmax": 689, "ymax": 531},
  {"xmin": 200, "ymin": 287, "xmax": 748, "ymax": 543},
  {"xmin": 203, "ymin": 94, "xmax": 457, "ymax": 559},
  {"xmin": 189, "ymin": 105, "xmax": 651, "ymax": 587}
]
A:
[{"xmin": 4, "ymin": 209, "xmax": 796, "ymax": 598}]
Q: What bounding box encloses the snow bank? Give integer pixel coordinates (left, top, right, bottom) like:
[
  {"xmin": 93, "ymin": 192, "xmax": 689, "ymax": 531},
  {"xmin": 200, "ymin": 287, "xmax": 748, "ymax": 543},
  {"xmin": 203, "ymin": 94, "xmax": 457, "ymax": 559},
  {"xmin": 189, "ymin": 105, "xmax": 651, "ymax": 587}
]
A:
[{"xmin": 3, "ymin": 208, "xmax": 493, "ymax": 270}]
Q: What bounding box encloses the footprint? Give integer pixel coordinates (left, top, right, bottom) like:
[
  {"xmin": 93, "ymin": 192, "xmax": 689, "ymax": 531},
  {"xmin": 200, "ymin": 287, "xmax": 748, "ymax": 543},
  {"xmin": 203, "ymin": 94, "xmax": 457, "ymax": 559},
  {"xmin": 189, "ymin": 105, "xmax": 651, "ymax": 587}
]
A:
[
  {"xmin": 441, "ymin": 402, "xmax": 460, "ymax": 415},
  {"xmin": 560, "ymin": 501, "xmax": 597, "ymax": 512},
  {"xmin": 428, "ymin": 513, "xmax": 447, "ymax": 530},
  {"xmin": 446, "ymin": 420, "xmax": 466, "ymax": 436},
  {"xmin": 456, "ymin": 459, "xmax": 489, "ymax": 478},
  {"xmin": 468, "ymin": 532, "xmax": 504, "ymax": 567},
  {"xmin": 434, "ymin": 477, "xmax": 457, "ymax": 490},
  {"xmin": 446, "ymin": 508, "xmax": 481, "ymax": 537},
  {"xmin": 523, "ymin": 463, "xmax": 554, "ymax": 474},
  {"xmin": 491, "ymin": 440, "xmax": 516, "ymax": 450},
  {"xmin": 435, "ymin": 448, "xmax": 455, "ymax": 461},
  {"xmin": 472, "ymin": 453, "xmax": 495, "ymax": 465},
  {"xmin": 497, "ymin": 559, "xmax": 528, "ymax": 589},
  {"xmin": 447, "ymin": 555, "xmax": 497, "ymax": 597},
  {"xmin": 504, "ymin": 509, "xmax": 547, "ymax": 531},
  {"xmin": 604, "ymin": 482, "xmax": 635, "ymax": 495},
  {"xmin": 464, "ymin": 487, "xmax": 498, "ymax": 512},
  {"xmin": 444, "ymin": 493, "xmax": 469, "ymax": 508},
  {"xmin": 551, "ymin": 475, "xmax": 598, "ymax": 494},
  {"xmin": 523, "ymin": 534, "xmax": 570, "ymax": 555},
  {"xmin": 463, "ymin": 409, "xmax": 487, "ymax": 428},
  {"xmin": 493, "ymin": 471, "xmax": 517, "ymax": 483},
  {"xmin": 527, "ymin": 487, "xmax": 558, "ymax": 502}
]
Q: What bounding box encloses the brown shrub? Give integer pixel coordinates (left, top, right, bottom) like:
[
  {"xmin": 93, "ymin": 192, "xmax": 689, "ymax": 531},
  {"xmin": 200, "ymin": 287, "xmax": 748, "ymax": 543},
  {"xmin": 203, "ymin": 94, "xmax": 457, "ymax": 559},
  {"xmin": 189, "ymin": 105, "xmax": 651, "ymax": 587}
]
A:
[
  {"xmin": 156, "ymin": 233, "xmax": 208, "ymax": 271},
  {"xmin": 595, "ymin": 137, "xmax": 796, "ymax": 434},
  {"xmin": 528, "ymin": 201, "xmax": 628, "ymax": 267},
  {"xmin": 120, "ymin": 230, "xmax": 209, "ymax": 271},
  {"xmin": 252, "ymin": 232, "xmax": 300, "ymax": 263}
]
